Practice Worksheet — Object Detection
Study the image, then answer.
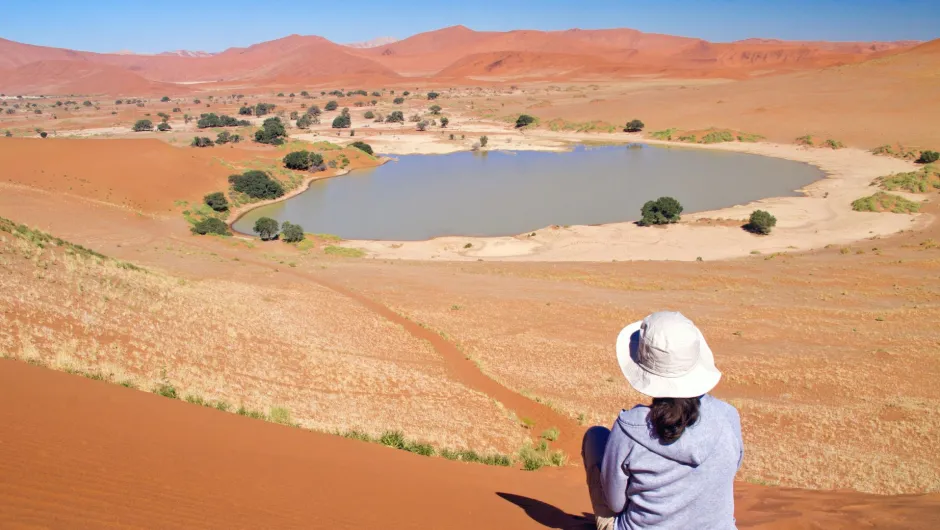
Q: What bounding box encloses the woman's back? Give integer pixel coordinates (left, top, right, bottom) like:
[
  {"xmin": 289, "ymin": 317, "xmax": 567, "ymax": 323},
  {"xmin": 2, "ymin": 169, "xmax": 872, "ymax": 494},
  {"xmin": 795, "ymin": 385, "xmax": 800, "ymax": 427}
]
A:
[{"xmin": 600, "ymin": 394, "xmax": 743, "ymax": 530}]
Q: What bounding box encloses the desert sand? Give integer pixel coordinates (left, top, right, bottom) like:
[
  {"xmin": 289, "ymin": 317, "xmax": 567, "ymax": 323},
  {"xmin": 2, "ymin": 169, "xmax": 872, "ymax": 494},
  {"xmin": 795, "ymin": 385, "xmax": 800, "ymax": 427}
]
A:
[{"xmin": 1, "ymin": 22, "xmax": 939, "ymax": 529}]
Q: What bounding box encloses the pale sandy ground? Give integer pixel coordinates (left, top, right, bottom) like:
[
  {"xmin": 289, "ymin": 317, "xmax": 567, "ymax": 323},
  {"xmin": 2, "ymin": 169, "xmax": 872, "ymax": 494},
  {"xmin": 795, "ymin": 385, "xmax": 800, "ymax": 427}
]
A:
[{"xmin": 326, "ymin": 129, "xmax": 927, "ymax": 261}]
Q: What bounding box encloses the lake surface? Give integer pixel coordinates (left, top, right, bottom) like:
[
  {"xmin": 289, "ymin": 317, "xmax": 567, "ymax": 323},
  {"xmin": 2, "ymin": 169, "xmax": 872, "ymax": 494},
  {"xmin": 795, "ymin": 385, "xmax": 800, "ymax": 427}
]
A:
[{"xmin": 233, "ymin": 144, "xmax": 824, "ymax": 241}]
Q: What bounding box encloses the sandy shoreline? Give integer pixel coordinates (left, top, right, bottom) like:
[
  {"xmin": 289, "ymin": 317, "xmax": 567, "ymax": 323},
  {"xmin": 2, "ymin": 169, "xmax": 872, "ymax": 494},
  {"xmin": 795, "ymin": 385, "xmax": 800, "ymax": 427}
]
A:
[{"xmin": 310, "ymin": 131, "xmax": 930, "ymax": 261}]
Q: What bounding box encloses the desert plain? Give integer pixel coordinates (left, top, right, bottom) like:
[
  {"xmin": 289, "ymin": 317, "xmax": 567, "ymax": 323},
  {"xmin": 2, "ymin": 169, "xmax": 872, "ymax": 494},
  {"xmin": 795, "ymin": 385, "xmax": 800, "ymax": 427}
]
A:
[{"xmin": 1, "ymin": 25, "xmax": 940, "ymax": 528}]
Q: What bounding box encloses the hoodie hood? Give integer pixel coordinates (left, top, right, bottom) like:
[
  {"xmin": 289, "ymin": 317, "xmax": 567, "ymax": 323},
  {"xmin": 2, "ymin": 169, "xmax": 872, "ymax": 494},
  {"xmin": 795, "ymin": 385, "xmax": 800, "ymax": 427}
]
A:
[{"xmin": 617, "ymin": 394, "xmax": 726, "ymax": 466}]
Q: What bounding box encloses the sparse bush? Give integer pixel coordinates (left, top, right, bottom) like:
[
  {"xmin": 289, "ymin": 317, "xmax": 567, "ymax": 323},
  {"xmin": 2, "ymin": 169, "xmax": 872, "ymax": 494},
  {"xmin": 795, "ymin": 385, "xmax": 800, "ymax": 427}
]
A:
[
  {"xmin": 191, "ymin": 136, "xmax": 214, "ymax": 147},
  {"xmin": 132, "ymin": 119, "xmax": 153, "ymax": 132},
  {"xmin": 296, "ymin": 114, "xmax": 313, "ymax": 129},
  {"xmin": 191, "ymin": 217, "xmax": 230, "ymax": 236},
  {"xmin": 280, "ymin": 222, "xmax": 305, "ymax": 243},
  {"xmin": 701, "ymin": 130, "xmax": 735, "ymax": 144},
  {"xmin": 745, "ymin": 210, "xmax": 777, "ymax": 235},
  {"xmin": 300, "ymin": 91, "xmax": 310, "ymax": 97},
  {"xmin": 350, "ymin": 141, "xmax": 373, "ymax": 155},
  {"xmin": 440, "ymin": 116, "xmax": 449, "ymax": 128},
  {"xmin": 651, "ymin": 128, "xmax": 677, "ymax": 140},
  {"xmin": 216, "ymin": 131, "xmax": 232, "ymax": 144},
  {"xmin": 427, "ymin": 91, "xmax": 439, "ymax": 100},
  {"xmin": 254, "ymin": 217, "xmax": 279, "ymax": 241},
  {"xmin": 154, "ymin": 383, "xmax": 178, "ymax": 399},
  {"xmin": 364, "ymin": 110, "xmax": 374, "ymax": 119},
  {"xmin": 254, "ymin": 102, "xmax": 276, "ymax": 116},
  {"xmin": 917, "ymin": 150, "xmax": 939, "ymax": 164},
  {"xmin": 795, "ymin": 135, "xmax": 814, "ymax": 146},
  {"xmin": 516, "ymin": 114, "xmax": 536, "ymax": 128},
  {"xmin": 172, "ymin": 107, "xmax": 181, "ymax": 113},
  {"xmin": 254, "ymin": 117, "xmax": 287, "ymax": 145},
  {"xmin": 385, "ymin": 111, "xmax": 404, "ymax": 123},
  {"xmin": 416, "ymin": 120, "xmax": 428, "ymax": 131},
  {"xmin": 229, "ymin": 170, "xmax": 284, "ymax": 199},
  {"xmin": 4, "ymin": 131, "xmax": 11, "ymax": 137},
  {"xmin": 480, "ymin": 135, "xmax": 489, "ymax": 147},
  {"xmin": 429, "ymin": 104, "xmax": 442, "ymax": 115},
  {"xmin": 393, "ymin": 97, "xmax": 405, "ymax": 105},
  {"xmin": 639, "ymin": 197, "xmax": 683, "ymax": 226},
  {"xmin": 204, "ymin": 192, "xmax": 228, "ymax": 212},
  {"xmin": 824, "ymin": 139, "xmax": 845, "ymax": 149},
  {"xmin": 624, "ymin": 119, "xmax": 644, "ymax": 132},
  {"xmin": 306, "ymin": 105, "xmax": 322, "ymax": 117},
  {"xmin": 325, "ymin": 100, "xmax": 338, "ymax": 111}
]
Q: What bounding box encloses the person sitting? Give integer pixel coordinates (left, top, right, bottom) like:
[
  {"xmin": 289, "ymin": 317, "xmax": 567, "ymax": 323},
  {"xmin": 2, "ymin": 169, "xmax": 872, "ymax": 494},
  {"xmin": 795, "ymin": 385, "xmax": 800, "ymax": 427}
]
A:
[{"xmin": 582, "ymin": 311, "xmax": 744, "ymax": 530}]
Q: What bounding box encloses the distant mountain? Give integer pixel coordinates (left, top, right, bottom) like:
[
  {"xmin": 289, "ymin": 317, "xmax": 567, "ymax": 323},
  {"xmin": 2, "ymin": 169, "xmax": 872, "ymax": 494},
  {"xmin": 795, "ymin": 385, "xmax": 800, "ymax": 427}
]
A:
[
  {"xmin": 345, "ymin": 37, "xmax": 398, "ymax": 49},
  {"xmin": 158, "ymin": 50, "xmax": 215, "ymax": 58}
]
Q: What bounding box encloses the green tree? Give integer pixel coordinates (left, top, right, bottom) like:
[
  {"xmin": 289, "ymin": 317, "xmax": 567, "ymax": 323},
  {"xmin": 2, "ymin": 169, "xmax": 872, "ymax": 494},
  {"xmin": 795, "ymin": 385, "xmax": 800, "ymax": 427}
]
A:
[
  {"xmin": 132, "ymin": 119, "xmax": 153, "ymax": 132},
  {"xmin": 744, "ymin": 210, "xmax": 777, "ymax": 235},
  {"xmin": 332, "ymin": 114, "xmax": 351, "ymax": 128},
  {"xmin": 429, "ymin": 105, "xmax": 442, "ymax": 115},
  {"xmin": 284, "ymin": 150, "xmax": 313, "ymax": 170},
  {"xmin": 280, "ymin": 221, "xmax": 305, "ymax": 243},
  {"xmin": 204, "ymin": 192, "xmax": 229, "ymax": 212},
  {"xmin": 393, "ymin": 97, "xmax": 405, "ymax": 105},
  {"xmin": 160, "ymin": 96, "xmax": 170, "ymax": 102},
  {"xmin": 325, "ymin": 100, "xmax": 338, "ymax": 111},
  {"xmin": 229, "ymin": 170, "xmax": 285, "ymax": 199},
  {"xmin": 254, "ymin": 117, "xmax": 287, "ymax": 145},
  {"xmin": 191, "ymin": 217, "xmax": 230, "ymax": 236},
  {"xmin": 625, "ymin": 119, "xmax": 645, "ymax": 132},
  {"xmin": 254, "ymin": 217, "xmax": 279, "ymax": 241},
  {"xmin": 515, "ymin": 114, "xmax": 535, "ymax": 128},
  {"xmin": 427, "ymin": 92, "xmax": 439, "ymax": 100},
  {"xmin": 296, "ymin": 114, "xmax": 313, "ymax": 129},
  {"xmin": 385, "ymin": 111, "xmax": 404, "ymax": 123},
  {"xmin": 364, "ymin": 110, "xmax": 375, "ymax": 119},
  {"xmin": 216, "ymin": 131, "xmax": 232, "ymax": 144},
  {"xmin": 157, "ymin": 122, "xmax": 171, "ymax": 132},
  {"xmin": 238, "ymin": 106, "xmax": 253, "ymax": 116},
  {"xmin": 917, "ymin": 150, "xmax": 939, "ymax": 164},
  {"xmin": 350, "ymin": 141, "xmax": 374, "ymax": 155},
  {"xmin": 440, "ymin": 116, "xmax": 449, "ymax": 128},
  {"xmin": 416, "ymin": 121, "xmax": 429, "ymax": 131},
  {"xmin": 638, "ymin": 197, "xmax": 683, "ymax": 226}
]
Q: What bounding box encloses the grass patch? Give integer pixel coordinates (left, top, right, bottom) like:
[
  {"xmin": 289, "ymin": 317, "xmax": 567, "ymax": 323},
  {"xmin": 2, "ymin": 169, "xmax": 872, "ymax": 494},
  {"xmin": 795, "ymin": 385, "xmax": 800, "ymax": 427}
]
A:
[
  {"xmin": 876, "ymin": 166, "xmax": 940, "ymax": 193},
  {"xmin": 518, "ymin": 440, "xmax": 568, "ymax": 471},
  {"xmin": 541, "ymin": 427, "xmax": 560, "ymax": 442},
  {"xmin": 796, "ymin": 135, "xmax": 814, "ymax": 146},
  {"xmin": 650, "ymin": 128, "xmax": 677, "ymax": 140},
  {"xmin": 737, "ymin": 132, "xmax": 765, "ymax": 143},
  {"xmin": 324, "ymin": 245, "xmax": 365, "ymax": 258},
  {"xmin": 824, "ymin": 139, "xmax": 845, "ymax": 149},
  {"xmin": 701, "ymin": 130, "xmax": 735, "ymax": 144},
  {"xmin": 269, "ymin": 406, "xmax": 293, "ymax": 426},
  {"xmin": 852, "ymin": 192, "xmax": 921, "ymax": 214},
  {"xmin": 154, "ymin": 383, "xmax": 178, "ymax": 399}
]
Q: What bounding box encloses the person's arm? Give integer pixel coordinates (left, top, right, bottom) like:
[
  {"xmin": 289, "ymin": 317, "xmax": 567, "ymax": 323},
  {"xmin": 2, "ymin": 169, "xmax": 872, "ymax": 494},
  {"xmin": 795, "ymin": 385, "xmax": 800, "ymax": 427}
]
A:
[
  {"xmin": 732, "ymin": 408, "xmax": 744, "ymax": 470},
  {"xmin": 599, "ymin": 420, "xmax": 633, "ymax": 514}
]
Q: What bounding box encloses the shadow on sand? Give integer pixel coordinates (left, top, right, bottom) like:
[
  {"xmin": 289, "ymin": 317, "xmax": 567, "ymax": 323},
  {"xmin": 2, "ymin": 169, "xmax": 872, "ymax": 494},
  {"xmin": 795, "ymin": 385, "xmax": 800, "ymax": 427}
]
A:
[{"xmin": 497, "ymin": 492, "xmax": 597, "ymax": 529}]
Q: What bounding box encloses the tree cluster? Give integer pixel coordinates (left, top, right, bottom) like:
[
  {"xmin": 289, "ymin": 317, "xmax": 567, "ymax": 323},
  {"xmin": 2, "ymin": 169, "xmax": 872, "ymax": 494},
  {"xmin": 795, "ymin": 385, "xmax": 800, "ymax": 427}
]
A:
[
  {"xmin": 254, "ymin": 117, "xmax": 287, "ymax": 145},
  {"xmin": 229, "ymin": 170, "xmax": 285, "ymax": 199}
]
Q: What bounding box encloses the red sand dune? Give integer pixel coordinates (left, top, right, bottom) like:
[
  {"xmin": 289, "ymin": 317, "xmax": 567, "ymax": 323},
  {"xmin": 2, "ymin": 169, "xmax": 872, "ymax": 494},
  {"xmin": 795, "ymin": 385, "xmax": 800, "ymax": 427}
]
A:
[
  {"xmin": 0, "ymin": 28, "xmax": 921, "ymax": 94},
  {"xmin": 0, "ymin": 60, "xmax": 189, "ymax": 96},
  {"xmin": 3, "ymin": 359, "xmax": 939, "ymax": 529}
]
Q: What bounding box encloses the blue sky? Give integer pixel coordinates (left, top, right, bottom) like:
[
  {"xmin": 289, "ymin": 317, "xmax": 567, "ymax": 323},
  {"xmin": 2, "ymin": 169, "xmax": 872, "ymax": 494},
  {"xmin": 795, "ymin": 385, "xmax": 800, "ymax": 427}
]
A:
[{"xmin": 1, "ymin": 0, "xmax": 936, "ymax": 54}]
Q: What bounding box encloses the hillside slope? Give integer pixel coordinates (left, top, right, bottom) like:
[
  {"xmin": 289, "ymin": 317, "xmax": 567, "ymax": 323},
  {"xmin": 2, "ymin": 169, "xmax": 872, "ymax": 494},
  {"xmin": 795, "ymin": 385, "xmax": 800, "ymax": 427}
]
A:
[{"xmin": 2, "ymin": 359, "xmax": 938, "ymax": 529}]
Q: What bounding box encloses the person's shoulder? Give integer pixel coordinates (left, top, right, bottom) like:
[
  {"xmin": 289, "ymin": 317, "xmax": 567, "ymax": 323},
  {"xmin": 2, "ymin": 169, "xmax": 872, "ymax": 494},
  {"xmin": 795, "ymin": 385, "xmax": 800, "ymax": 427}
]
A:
[
  {"xmin": 704, "ymin": 394, "xmax": 741, "ymax": 422},
  {"xmin": 617, "ymin": 404, "xmax": 650, "ymax": 427}
]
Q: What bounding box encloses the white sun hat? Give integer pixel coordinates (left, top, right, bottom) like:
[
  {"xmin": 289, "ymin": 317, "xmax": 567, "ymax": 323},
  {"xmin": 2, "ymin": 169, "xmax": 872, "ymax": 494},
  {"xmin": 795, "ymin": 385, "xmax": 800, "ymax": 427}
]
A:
[{"xmin": 615, "ymin": 311, "xmax": 721, "ymax": 398}]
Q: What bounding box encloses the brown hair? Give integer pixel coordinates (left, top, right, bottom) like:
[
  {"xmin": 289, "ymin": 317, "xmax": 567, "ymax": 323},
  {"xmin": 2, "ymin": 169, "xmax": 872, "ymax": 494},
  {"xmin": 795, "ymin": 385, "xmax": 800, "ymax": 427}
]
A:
[{"xmin": 648, "ymin": 396, "xmax": 701, "ymax": 444}]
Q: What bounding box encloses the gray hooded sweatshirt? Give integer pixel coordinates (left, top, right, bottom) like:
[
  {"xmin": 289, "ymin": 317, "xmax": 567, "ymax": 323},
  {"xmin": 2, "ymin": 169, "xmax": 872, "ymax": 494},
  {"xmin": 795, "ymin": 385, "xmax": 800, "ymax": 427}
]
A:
[{"xmin": 601, "ymin": 394, "xmax": 743, "ymax": 530}]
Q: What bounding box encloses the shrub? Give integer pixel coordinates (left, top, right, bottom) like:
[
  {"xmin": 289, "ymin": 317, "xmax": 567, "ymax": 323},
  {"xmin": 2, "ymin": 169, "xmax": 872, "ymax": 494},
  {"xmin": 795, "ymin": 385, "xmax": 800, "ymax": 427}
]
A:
[
  {"xmin": 254, "ymin": 217, "xmax": 279, "ymax": 240},
  {"xmin": 216, "ymin": 131, "xmax": 232, "ymax": 144},
  {"xmin": 852, "ymin": 192, "xmax": 921, "ymax": 214},
  {"xmin": 795, "ymin": 135, "xmax": 814, "ymax": 146},
  {"xmin": 284, "ymin": 150, "xmax": 314, "ymax": 170},
  {"xmin": 306, "ymin": 105, "xmax": 322, "ymax": 116},
  {"xmin": 650, "ymin": 128, "xmax": 677, "ymax": 140},
  {"xmin": 345, "ymin": 141, "xmax": 373, "ymax": 156},
  {"xmin": 191, "ymin": 136, "xmax": 214, "ymax": 147},
  {"xmin": 254, "ymin": 102, "xmax": 276, "ymax": 116},
  {"xmin": 196, "ymin": 113, "xmax": 249, "ymax": 128},
  {"xmin": 204, "ymin": 192, "xmax": 229, "ymax": 212},
  {"xmin": 480, "ymin": 135, "xmax": 489, "ymax": 147},
  {"xmin": 824, "ymin": 139, "xmax": 845, "ymax": 149},
  {"xmin": 238, "ymin": 106, "xmax": 253, "ymax": 115},
  {"xmin": 191, "ymin": 217, "xmax": 230, "ymax": 236},
  {"xmin": 624, "ymin": 119, "xmax": 644, "ymax": 132},
  {"xmin": 745, "ymin": 210, "xmax": 777, "ymax": 235},
  {"xmin": 440, "ymin": 116, "xmax": 449, "ymax": 128},
  {"xmin": 639, "ymin": 197, "xmax": 683, "ymax": 226},
  {"xmin": 516, "ymin": 114, "xmax": 536, "ymax": 128},
  {"xmin": 39, "ymin": 131, "xmax": 48, "ymax": 138},
  {"xmin": 917, "ymin": 150, "xmax": 939, "ymax": 164},
  {"xmin": 332, "ymin": 114, "xmax": 351, "ymax": 128},
  {"xmin": 254, "ymin": 117, "xmax": 287, "ymax": 145},
  {"xmin": 385, "ymin": 111, "xmax": 404, "ymax": 123},
  {"xmin": 300, "ymin": 91, "xmax": 309, "ymax": 97},
  {"xmin": 229, "ymin": 170, "xmax": 285, "ymax": 199},
  {"xmin": 393, "ymin": 97, "xmax": 405, "ymax": 105},
  {"xmin": 429, "ymin": 104, "xmax": 442, "ymax": 115},
  {"xmin": 296, "ymin": 114, "xmax": 313, "ymax": 129},
  {"xmin": 416, "ymin": 121, "xmax": 428, "ymax": 131},
  {"xmin": 364, "ymin": 110, "xmax": 374, "ymax": 119},
  {"xmin": 281, "ymin": 221, "xmax": 305, "ymax": 243},
  {"xmin": 427, "ymin": 91, "xmax": 439, "ymax": 100},
  {"xmin": 4, "ymin": 131, "xmax": 11, "ymax": 137},
  {"xmin": 157, "ymin": 122, "xmax": 171, "ymax": 132},
  {"xmin": 132, "ymin": 119, "xmax": 153, "ymax": 132},
  {"xmin": 325, "ymin": 100, "xmax": 338, "ymax": 111},
  {"xmin": 160, "ymin": 96, "xmax": 170, "ymax": 102},
  {"xmin": 172, "ymin": 107, "xmax": 181, "ymax": 113}
]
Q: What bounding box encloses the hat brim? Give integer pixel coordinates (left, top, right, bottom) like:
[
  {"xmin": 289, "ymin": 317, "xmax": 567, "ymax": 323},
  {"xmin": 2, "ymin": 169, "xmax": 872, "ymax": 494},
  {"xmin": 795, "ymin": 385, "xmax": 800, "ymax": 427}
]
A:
[{"xmin": 615, "ymin": 320, "xmax": 722, "ymax": 398}]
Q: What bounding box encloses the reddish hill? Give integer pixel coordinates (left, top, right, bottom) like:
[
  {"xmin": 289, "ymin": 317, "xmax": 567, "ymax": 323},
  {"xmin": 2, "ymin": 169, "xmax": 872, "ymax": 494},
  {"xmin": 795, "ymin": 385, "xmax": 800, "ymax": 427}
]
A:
[
  {"xmin": 436, "ymin": 51, "xmax": 613, "ymax": 80},
  {"xmin": 0, "ymin": 60, "xmax": 189, "ymax": 96}
]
